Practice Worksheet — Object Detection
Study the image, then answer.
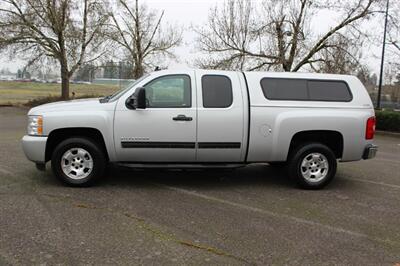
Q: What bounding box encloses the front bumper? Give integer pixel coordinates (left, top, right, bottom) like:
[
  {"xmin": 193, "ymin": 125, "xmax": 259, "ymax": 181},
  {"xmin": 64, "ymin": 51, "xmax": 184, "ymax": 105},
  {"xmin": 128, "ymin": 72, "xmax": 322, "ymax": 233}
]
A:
[
  {"xmin": 363, "ymin": 144, "xmax": 378, "ymax": 160},
  {"xmin": 21, "ymin": 135, "xmax": 47, "ymax": 163}
]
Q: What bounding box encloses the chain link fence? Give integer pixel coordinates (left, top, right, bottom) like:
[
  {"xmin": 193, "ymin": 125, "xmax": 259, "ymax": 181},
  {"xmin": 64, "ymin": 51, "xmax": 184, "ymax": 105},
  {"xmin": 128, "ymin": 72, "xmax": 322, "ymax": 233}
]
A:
[
  {"xmin": 73, "ymin": 61, "xmax": 136, "ymax": 89},
  {"xmin": 369, "ymin": 85, "xmax": 400, "ymax": 110}
]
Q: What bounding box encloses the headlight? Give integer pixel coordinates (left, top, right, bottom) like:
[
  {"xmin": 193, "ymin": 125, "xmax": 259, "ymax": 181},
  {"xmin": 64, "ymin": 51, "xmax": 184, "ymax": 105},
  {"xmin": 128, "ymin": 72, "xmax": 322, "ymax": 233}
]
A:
[{"xmin": 28, "ymin": 115, "xmax": 43, "ymax": 136}]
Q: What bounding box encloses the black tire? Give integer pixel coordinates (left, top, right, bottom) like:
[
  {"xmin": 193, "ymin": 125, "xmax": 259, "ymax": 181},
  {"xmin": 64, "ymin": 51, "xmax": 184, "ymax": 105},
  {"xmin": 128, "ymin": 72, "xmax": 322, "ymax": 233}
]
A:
[
  {"xmin": 287, "ymin": 143, "xmax": 337, "ymax": 189},
  {"xmin": 51, "ymin": 137, "xmax": 106, "ymax": 187}
]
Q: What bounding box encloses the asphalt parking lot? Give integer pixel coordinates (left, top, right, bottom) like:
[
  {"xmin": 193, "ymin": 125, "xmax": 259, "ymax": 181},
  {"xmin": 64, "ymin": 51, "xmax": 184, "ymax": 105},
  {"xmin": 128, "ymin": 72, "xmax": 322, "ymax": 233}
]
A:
[{"xmin": 0, "ymin": 107, "xmax": 399, "ymax": 265}]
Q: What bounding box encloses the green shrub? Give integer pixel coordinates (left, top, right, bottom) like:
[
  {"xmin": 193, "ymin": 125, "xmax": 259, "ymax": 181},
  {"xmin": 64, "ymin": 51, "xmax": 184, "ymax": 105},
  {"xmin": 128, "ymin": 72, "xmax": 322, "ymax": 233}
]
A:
[{"xmin": 375, "ymin": 110, "xmax": 400, "ymax": 132}]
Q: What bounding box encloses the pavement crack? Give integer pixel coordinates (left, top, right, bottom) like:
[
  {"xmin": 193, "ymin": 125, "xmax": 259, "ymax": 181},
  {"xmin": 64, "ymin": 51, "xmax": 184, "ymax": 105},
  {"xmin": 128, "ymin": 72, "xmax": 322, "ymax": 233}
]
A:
[
  {"xmin": 122, "ymin": 212, "xmax": 250, "ymax": 264},
  {"xmin": 72, "ymin": 202, "xmax": 252, "ymax": 264}
]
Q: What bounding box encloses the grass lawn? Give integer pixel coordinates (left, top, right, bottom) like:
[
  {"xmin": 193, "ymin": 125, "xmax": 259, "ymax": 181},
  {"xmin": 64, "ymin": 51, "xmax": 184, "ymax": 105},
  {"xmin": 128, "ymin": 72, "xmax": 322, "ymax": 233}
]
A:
[{"xmin": 0, "ymin": 81, "xmax": 120, "ymax": 105}]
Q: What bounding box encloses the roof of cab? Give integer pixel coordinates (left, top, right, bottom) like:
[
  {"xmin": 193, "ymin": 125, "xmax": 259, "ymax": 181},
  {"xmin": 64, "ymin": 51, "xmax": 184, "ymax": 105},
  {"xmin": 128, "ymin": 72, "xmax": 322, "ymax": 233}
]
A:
[{"xmin": 153, "ymin": 68, "xmax": 355, "ymax": 81}]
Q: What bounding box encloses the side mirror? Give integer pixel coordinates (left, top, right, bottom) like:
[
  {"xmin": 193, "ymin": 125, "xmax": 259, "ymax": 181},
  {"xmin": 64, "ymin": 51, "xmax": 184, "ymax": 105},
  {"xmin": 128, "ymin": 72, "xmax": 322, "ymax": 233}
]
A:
[
  {"xmin": 126, "ymin": 87, "xmax": 146, "ymax": 110},
  {"xmin": 135, "ymin": 87, "xmax": 147, "ymax": 109}
]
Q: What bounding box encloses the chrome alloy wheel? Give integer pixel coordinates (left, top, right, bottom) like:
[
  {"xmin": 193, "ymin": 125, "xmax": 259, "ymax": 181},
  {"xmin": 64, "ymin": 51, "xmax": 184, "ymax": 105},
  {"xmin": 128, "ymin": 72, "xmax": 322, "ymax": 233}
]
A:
[
  {"xmin": 300, "ymin": 152, "xmax": 329, "ymax": 183},
  {"xmin": 61, "ymin": 148, "xmax": 93, "ymax": 180}
]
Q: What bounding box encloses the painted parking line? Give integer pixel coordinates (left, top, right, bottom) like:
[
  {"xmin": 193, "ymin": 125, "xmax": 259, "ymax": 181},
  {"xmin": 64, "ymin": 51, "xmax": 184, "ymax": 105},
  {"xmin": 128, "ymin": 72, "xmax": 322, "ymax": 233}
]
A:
[
  {"xmin": 0, "ymin": 166, "xmax": 31, "ymax": 190},
  {"xmin": 159, "ymin": 184, "xmax": 368, "ymax": 239},
  {"xmin": 347, "ymin": 177, "xmax": 400, "ymax": 190},
  {"xmin": 375, "ymin": 157, "xmax": 400, "ymax": 164},
  {"xmin": 159, "ymin": 184, "xmax": 400, "ymax": 248},
  {"xmin": 0, "ymin": 181, "xmax": 32, "ymax": 190},
  {"xmin": 0, "ymin": 166, "xmax": 14, "ymax": 176}
]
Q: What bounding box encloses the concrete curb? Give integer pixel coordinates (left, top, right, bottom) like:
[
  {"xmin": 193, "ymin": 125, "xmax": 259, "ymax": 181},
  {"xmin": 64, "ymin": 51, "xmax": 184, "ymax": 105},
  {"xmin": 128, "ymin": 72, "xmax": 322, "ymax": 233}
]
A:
[
  {"xmin": 376, "ymin": 130, "xmax": 400, "ymax": 138},
  {"xmin": 0, "ymin": 104, "xmax": 29, "ymax": 108}
]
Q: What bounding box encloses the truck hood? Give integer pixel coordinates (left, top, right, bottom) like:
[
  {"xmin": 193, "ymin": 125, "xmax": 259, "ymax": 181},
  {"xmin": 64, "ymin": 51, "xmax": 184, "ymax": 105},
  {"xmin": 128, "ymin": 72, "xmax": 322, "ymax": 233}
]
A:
[{"xmin": 28, "ymin": 98, "xmax": 104, "ymax": 115}]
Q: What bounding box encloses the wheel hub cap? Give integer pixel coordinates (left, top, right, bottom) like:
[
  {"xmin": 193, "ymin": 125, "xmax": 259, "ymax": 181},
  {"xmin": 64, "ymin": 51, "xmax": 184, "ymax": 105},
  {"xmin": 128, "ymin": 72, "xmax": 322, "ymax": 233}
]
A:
[
  {"xmin": 300, "ymin": 152, "xmax": 329, "ymax": 183},
  {"xmin": 61, "ymin": 148, "xmax": 93, "ymax": 180}
]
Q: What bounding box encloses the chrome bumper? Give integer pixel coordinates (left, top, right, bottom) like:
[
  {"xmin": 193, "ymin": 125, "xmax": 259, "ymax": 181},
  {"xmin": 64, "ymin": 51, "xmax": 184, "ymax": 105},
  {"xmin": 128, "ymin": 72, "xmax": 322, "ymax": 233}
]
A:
[
  {"xmin": 21, "ymin": 135, "xmax": 47, "ymax": 163},
  {"xmin": 363, "ymin": 144, "xmax": 378, "ymax": 160}
]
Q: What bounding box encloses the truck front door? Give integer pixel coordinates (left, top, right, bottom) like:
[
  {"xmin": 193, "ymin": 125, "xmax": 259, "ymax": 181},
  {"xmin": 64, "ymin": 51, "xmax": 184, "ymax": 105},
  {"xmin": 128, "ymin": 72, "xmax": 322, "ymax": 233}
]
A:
[{"xmin": 114, "ymin": 71, "xmax": 197, "ymax": 162}]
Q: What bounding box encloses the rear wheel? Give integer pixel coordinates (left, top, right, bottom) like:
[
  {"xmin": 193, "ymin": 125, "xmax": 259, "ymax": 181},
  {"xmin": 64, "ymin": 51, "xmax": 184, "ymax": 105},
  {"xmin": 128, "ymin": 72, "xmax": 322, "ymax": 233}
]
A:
[
  {"xmin": 51, "ymin": 137, "xmax": 106, "ymax": 187},
  {"xmin": 288, "ymin": 143, "xmax": 337, "ymax": 189}
]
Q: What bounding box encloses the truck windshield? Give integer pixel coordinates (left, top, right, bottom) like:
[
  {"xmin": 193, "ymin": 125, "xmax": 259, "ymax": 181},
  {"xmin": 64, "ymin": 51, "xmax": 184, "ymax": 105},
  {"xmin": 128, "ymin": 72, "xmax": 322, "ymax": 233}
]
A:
[{"xmin": 101, "ymin": 74, "xmax": 150, "ymax": 103}]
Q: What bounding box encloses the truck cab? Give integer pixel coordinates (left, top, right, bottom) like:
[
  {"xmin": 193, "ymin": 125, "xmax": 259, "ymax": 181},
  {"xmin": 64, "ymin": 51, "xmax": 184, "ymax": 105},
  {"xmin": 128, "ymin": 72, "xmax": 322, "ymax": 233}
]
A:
[
  {"xmin": 113, "ymin": 69, "xmax": 249, "ymax": 163},
  {"xmin": 22, "ymin": 69, "xmax": 377, "ymax": 189}
]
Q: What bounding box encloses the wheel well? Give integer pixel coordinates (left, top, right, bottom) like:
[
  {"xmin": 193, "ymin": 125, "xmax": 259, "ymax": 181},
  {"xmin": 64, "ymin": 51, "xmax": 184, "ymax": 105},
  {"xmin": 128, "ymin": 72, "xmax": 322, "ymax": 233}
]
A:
[
  {"xmin": 45, "ymin": 128, "xmax": 109, "ymax": 162},
  {"xmin": 288, "ymin": 130, "xmax": 344, "ymax": 159}
]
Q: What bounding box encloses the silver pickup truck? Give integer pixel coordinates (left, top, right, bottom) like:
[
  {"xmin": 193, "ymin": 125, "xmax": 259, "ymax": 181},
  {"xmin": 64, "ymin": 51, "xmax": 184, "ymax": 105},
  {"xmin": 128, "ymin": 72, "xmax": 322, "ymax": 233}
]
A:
[{"xmin": 22, "ymin": 69, "xmax": 377, "ymax": 189}]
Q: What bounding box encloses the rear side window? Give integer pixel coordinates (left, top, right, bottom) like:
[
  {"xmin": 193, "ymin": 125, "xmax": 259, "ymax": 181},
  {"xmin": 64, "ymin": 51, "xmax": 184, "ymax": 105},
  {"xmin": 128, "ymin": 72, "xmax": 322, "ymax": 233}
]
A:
[
  {"xmin": 308, "ymin": 80, "xmax": 352, "ymax": 101},
  {"xmin": 260, "ymin": 78, "xmax": 352, "ymax": 102},
  {"xmin": 202, "ymin": 75, "xmax": 233, "ymax": 108},
  {"xmin": 260, "ymin": 78, "xmax": 308, "ymax": 100}
]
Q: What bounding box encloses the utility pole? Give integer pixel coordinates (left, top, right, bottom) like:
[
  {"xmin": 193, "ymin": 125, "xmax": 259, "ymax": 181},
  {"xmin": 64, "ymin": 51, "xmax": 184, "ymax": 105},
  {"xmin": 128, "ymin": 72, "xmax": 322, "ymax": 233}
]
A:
[{"xmin": 377, "ymin": 0, "xmax": 390, "ymax": 109}]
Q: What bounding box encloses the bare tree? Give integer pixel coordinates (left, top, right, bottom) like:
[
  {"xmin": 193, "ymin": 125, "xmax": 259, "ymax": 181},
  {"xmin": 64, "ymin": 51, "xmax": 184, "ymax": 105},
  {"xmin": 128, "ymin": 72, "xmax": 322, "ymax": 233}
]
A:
[
  {"xmin": 386, "ymin": 1, "xmax": 400, "ymax": 65},
  {"xmin": 108, "ymin": 0, "xmax": 182, "ymax": 79},
  {"xmin": 310, "ymin": 34, "xmax": 366, "ymax": 74},
  {"xmin": 195, "ymin": 0, "xmax": 377, "ymax": 72},
  {"xmin": 0, "ymin": 0, "xmax": 109, "ymax": 99},
  {"xmin": 388, "ymin": 1, "xmax": 400, "ymax": 51}
]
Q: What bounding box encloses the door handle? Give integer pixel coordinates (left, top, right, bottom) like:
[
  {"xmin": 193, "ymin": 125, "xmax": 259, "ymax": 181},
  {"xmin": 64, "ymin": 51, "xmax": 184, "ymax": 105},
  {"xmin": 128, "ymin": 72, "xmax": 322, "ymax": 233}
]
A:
[{"xmin": 173, "ymin": 115, "xmax": 193, "ymax": 121}]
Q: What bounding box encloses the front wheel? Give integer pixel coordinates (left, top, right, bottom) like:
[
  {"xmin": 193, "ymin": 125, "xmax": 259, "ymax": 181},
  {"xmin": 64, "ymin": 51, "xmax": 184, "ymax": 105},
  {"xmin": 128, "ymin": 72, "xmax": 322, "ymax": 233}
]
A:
[
  {"xmin": 288, "ymin": 143, "xmax": 337, "ymax": 189},
  {"xmin": 51, "ymin": 137, "xmax": 106, "ymax": 187}
]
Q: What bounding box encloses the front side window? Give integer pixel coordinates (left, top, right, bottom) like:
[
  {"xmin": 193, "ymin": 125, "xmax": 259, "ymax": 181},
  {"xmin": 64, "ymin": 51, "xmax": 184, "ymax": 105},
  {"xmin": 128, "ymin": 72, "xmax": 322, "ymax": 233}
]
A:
[
  {"xmin": 201, "ymin": 75, "xmax": 233, "ymax": 108},
  {"xmin": 144, "ymin": 75, "xmax": 191, "ymax": 108}
]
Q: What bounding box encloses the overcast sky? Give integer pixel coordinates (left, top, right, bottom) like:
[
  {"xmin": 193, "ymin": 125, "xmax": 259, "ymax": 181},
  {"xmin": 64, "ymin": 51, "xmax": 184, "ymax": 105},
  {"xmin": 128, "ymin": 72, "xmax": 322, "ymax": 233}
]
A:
[{"xmin": 0, "ymin": 0, "xmax": 388, "ymax": 75}]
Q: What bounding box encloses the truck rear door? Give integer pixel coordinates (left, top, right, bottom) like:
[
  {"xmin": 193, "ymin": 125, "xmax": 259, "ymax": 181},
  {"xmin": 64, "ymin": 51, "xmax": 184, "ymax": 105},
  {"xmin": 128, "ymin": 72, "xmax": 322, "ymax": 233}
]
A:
[{"xmin": 195, "ymin": 70, "xmax": 248, "ymax": 162}]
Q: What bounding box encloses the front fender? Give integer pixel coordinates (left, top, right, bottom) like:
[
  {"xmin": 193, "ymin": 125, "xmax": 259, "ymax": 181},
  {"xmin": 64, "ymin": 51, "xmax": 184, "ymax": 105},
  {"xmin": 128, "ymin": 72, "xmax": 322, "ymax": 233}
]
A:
[{"xmin": 43, "ymin": 110, "xmax": 117, "ymax": 161}]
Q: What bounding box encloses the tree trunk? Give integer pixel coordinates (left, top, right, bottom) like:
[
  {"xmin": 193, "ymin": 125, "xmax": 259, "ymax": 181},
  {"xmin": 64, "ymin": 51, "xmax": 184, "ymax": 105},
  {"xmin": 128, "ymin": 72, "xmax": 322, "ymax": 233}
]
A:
[
  {"xmin": 61, "ymin": 64, "xmax": 70, "ymax": 100},
  {"xmin": 133, "ymin": 63, "xmax": 144, "ymax": 79}
]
